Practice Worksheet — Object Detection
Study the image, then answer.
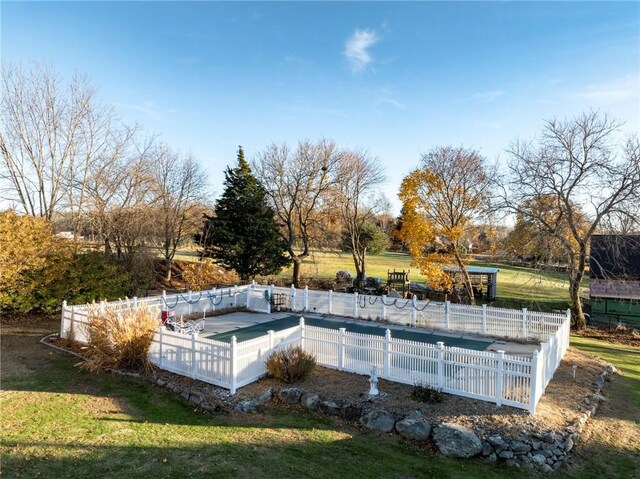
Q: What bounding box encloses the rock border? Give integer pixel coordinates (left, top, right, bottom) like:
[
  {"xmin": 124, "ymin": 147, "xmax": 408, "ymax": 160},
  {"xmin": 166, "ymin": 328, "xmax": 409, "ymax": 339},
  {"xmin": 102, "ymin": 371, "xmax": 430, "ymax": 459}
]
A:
[{"xmin": 41, "ymin": 333, "xmax": 618, "ymax": 473}]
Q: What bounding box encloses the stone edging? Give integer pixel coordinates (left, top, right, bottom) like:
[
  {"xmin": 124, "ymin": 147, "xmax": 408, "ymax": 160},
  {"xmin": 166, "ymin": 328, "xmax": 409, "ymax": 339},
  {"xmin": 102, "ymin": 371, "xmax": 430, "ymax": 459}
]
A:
[{"xmin": 40, "ymin": 334, "xmax": 618, "ymax": 474}]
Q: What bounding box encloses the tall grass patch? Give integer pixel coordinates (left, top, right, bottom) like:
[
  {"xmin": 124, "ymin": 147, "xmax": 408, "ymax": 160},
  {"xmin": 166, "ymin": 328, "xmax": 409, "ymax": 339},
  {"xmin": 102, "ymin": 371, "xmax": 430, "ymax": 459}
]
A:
[{"xmin": 82, "ymin": 300, "xmax": 159, "ymax": 373}]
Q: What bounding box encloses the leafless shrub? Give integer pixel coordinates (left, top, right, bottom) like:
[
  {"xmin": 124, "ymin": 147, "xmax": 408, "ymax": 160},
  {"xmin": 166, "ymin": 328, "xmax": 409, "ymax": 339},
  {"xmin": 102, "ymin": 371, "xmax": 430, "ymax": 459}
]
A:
[{"xmin": 266, "ymin": 346, "xmax": 316, "ymax": 383}]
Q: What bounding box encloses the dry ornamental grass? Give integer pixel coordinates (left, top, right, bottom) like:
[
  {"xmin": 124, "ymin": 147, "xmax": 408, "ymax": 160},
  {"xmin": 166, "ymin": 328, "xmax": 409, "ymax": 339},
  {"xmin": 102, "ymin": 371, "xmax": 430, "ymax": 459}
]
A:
[{"xmin": 81, "ymin": 300, "xmax": 159, "ymax": 373}]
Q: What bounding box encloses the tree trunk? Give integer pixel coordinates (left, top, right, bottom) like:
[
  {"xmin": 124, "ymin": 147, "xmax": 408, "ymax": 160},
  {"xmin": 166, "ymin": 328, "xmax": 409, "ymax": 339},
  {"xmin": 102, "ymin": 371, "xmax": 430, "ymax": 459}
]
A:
[
  {"xmin": 569, "ymin": 273, "xmax": 586, "ymax": 330},
  {"xmin": 351, "ymin": 249, "xmax": 364, "ymax": 289},
  {"xmin": 454, "ymin": 250, "xmax": 476, "ymax": 305},
  {"xmin": 104, "ymin": 237, "xmax": 112, "ymax": 256},
  {"xmin": 292, "ymin": 258, "xmax": 302, "ymax": 288},
  {"xmin": 360, "ymin": 250, "xmax": 367, "ymax": 289},
  {"xmin": 165, "ymin": 257, "xmax": 172, "ymax": 283}
]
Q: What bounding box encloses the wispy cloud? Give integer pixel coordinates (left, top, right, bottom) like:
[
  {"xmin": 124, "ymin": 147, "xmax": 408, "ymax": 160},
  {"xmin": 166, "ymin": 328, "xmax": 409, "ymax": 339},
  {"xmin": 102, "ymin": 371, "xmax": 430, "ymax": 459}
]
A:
[
  {"xmin": 113, "ymin": 101, "xmax": 176, "ymax": 121},
  {"xmin": 344, "ymin": 29, "xmax": 379, "ymax": 73},
  {"xmin": 377, "ymin": 97, "xmax": 405, "ymax": 110},
  {"xmin": 574, "ymin": 75, "xmax": 638, "ymax": 103}
]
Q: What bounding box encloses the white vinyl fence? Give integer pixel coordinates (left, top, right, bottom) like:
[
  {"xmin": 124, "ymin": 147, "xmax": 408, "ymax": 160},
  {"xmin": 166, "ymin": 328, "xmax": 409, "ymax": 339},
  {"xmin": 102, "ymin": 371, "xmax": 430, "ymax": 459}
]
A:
[
  {"xmin": 252, "ymin": 284, "xmax": 570, "ymax": 342},
  {"xmin": 59, "ymin": 283, "xmax": 570, "ymax": 415}
]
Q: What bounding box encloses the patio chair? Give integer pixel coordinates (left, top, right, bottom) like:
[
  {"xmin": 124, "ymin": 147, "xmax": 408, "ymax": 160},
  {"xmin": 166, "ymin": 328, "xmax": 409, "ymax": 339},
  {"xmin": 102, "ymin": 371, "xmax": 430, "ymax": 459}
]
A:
[{"xmin": 165, "ymin": 317, "xmax": 205, "ymax": 335}]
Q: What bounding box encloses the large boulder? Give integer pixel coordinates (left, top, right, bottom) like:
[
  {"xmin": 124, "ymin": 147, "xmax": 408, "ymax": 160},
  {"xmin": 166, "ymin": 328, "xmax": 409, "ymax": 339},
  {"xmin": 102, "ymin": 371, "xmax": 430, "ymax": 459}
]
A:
[
  {"xmin": 258, "ymin": 388, "xmax": 274, "ymax": 405},
  {"xmin": 432, "ymin": 423, "xmax": 482, "ymax": 458},
  {"xmin": 395, "ymin": 411, "xmax": 432, "ymax": 441},
  {"xmin": 278, "ymin": 387, "xmax": 304, "ymax": 404},
  {"xmin": 360, "ymin": 409, "xmax": 396, "ymax": 433},
  {"xmin": 319, "ymin": 399, "xmax": 342, "ymax": 416},
  {"xmin": 301, "ymin": 393, "xmax": 320, "ymax": 410},
  {"xmin": 234, "ymin": 400, "xmax": 260, "ymax": 413}
]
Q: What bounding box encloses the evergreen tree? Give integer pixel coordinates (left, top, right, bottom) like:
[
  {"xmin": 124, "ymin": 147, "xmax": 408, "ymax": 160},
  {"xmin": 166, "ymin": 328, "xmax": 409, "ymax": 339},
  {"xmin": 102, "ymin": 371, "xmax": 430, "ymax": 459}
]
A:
[{"xmin": 198, "ymin": 147, "xmax": 290, "ymax": 280}]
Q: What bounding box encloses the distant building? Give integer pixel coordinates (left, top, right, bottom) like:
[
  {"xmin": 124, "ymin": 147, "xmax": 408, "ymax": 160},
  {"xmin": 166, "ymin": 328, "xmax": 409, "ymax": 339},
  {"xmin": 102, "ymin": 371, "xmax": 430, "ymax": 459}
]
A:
[{"xmin": 589, "ymin": 235, "xmax": 640, "ymax": 328}]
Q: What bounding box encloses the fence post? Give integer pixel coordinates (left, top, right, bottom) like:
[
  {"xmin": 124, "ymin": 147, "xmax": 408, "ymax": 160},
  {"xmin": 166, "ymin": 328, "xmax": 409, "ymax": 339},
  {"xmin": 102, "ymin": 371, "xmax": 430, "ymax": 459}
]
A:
[
  {"xmin": 565, "ymin": 310, "xmax": 571, "ymax": 353},
  {"xmin": 100, "ymin": 300, "xmax": 106, "ymax": 315},
  {"xmin": 233, "ymin": 285, "xmax": 238, "ymax": 308},
  {"xmin": 211, "ymin": 288, "xmax": 217, "ymax": 313},
  {"xmin": 353, "ymin": 292, "xmax": 358, "ymax": 318},
  {"xmin": 436, "ymin": 341, "xmax": 444, "ymax": 390},
  {"xmin": 411, "ymin": 296, "xmax": 417, "ymax": 327},
  {"xmin": 230, "ymin": 336, "xmax": 238, "ymax": 395},
  {"xmin": 268, "ymin": 284, "xmax": 274, "ymax": 315},
  {"xmin": 133, "ymin": 296, "xmax": 138, "ymax": 309},
  {"xmin": 521, "ymin": 308, "xmax": 528, "ymax": 339},
  {"xmin": 328, "ymin": 290, "xmax": 333, "ymax": 315},
  {"xmin": 338, "ymin": 328, "xmax": 346, "ymax": 371},
  {"xmin": 529, "ymin": 349, "xmax": 540, "ymax": 415},
  {"xmin": 299, "ymin": 317, "xmax": 305, "ymax": 350},
  {"xmin": 60, "ymin": 300, "xmax": 67, "ymax": 338},
  {"xmin": 381, "ymin": 295, "xmax": 387, "ymax": 320},
  {"xmin": 159, "ymin": 325, "xmax": 163, "ymax": 368},
  {"xmin": 482, "ymin": 304, "xmax": 487, "ymax": 335},
  {"xmin": 303, "ymin": 286, "xmax": 309, "ymax": 312},
  {"xmin": 495, "ymin": 350, "xmax": 505, "ymax": 407},
  {"xmin": 383, "ymin": 329, "xmax": 391, "ymax": 378},
  {"xmin": 291, "ymin": 285, "xmax": 296, "ymax": 312},
  {"xmin": 268, "ymin": 330, "xmax": 274, "ymax": 349},
  {"xmin": 188, "ymin": 290, "xmax": 193, "ymax": 315},
  {"xmin": 191, "ymin": 334, "xmax": 197, "ymax": 379},
  {"xmin": 444, "ymin": 301, "xmax": 450, "ymax": 330},
  {"xmin": 162, "ymin": 290, "xmax": 167, "ymax": 312}
]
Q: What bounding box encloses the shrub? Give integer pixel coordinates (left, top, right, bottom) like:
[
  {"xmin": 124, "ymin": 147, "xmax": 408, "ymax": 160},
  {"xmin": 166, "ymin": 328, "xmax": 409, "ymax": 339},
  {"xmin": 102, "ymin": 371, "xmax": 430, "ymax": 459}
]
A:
[
  {"xmin": 182, "ymin": 261, "xmax": 239, "ymax": 291},
  {"xmin": 0, "ymin": 211, "xmax": 135, "ymax": 313},
  {"xmin": 266, "ymin": 346, "xmax": 316, "ymax": 383},
  {"xmin": 81, "ymin": 300, "xmax": 159, "ymax": 373},
  {"xmin": 411, "ymin": 383, "xmax": 444, "ymax": 404}
]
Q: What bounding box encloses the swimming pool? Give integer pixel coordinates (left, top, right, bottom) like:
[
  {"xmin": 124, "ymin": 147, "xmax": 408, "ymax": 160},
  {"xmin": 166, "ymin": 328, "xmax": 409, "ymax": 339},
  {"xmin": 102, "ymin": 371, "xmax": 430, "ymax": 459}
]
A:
[{"xmin": 205, "ymin": 315, "xmax": 492, "ymax": 351}]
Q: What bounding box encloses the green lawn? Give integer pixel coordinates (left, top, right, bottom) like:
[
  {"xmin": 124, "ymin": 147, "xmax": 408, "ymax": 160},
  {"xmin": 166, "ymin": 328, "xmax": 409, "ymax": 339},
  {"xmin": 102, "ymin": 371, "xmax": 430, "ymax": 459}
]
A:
[
  {"xmin": 172, "ymin": 248, "xmax": 580, "ymax": 312},
  {"xmin": 273, "ymin": 250, "xmax": 578, "ymax": 312},
  {"xmin": 0, "ymin": 319, "xmax": 509, "ymax": 479},
  {"xmin": 570, "ymin": 335, "xmax": 640, "ymax": 408},
  {"xmin": 562, "ymin": 335, "xmax": 640, "ymax": 479},
  {"xmin": 2, "ymin": 318, "xmax": 638, "ymax": 479}
]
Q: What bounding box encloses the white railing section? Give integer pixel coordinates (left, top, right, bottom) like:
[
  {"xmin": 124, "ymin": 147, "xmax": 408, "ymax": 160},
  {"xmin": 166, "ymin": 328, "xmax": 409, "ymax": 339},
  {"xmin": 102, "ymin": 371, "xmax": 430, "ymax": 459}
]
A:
[
  {"xmin": 59, "ymin": 282, "xmax": 571, "ymax": 415},
  {"xmin": 257, "ymin": 285, "xmax": 569, "ymax": 342}
]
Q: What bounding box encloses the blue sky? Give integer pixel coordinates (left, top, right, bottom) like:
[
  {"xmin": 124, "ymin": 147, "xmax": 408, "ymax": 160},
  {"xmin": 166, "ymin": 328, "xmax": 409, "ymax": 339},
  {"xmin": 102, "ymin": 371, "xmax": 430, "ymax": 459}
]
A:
[{"xmin": 3, "ymin": 1, "xmax": 639, "ymax": 214}]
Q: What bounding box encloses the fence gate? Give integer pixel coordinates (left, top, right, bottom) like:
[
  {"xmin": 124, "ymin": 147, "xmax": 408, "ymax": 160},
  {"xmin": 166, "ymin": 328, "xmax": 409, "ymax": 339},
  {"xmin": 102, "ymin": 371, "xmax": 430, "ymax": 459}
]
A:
[{"xmin": 246, "ymin": 287, "xmax": 271, "ymax": 314}]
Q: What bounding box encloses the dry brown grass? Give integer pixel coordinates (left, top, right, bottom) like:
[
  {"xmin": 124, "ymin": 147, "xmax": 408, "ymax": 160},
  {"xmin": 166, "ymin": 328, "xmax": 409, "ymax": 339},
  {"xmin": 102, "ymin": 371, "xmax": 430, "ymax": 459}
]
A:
[
  {"xmin": 266, "ymin": 346, "xmax": 316, "ymax": 383},
  {"xmin": 81, "ymin": 300, "xmax": 159, "ymax": 373}
]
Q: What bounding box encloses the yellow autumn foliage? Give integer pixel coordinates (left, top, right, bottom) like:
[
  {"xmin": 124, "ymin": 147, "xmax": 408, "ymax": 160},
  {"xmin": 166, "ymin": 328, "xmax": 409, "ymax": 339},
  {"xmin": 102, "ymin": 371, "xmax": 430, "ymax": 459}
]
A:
[{"xmin": 397, "ymin": 147, "xmax": 493, "ymax": 302}]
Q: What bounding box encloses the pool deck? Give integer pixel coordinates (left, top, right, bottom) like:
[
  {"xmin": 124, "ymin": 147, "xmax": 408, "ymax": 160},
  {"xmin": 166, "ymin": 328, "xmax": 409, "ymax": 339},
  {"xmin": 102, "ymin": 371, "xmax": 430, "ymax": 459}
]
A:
[{"xmin": 199, "ymin": 311, "xmax": 539, "ymax": 356}]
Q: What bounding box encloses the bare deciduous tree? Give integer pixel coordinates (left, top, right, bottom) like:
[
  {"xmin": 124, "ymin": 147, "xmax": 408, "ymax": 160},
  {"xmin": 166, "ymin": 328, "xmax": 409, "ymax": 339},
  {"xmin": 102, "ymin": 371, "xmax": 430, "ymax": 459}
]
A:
[
  {"xmin": 82, "ymin": 137, "xmax": 156, "ymax": 259},
  {"xmin": 152, "ymin": 145, "xmax": 209, "ymax": 282},
  {"xmin": 0, "ymin": 63, "xmax": 133, "ymax": 226},
  {"xmin": 498, "ymin": 111, "xmax": 640, "ymax": 329},
  {"xmin": 334, "ymin": 150, "xmax": 387, "ymax": 287},
  {"xmin": 254, "ymin": 139, "xmax": 342, "ymax": 287}
]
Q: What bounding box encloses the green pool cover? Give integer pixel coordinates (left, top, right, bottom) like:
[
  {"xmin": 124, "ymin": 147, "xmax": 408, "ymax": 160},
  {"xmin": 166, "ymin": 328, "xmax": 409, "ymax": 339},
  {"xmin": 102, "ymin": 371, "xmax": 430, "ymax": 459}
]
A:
[{"xmin": 205, "ymin": 315, "xmax": 491, "ymax": 351}]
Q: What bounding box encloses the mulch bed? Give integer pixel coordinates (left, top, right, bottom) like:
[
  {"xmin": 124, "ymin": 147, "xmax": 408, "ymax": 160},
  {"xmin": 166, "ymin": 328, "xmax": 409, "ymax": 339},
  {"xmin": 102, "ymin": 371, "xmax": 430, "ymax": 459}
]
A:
[{"xmin": 235, "ymin": 347, "xmax": 609, "ymax": 438}]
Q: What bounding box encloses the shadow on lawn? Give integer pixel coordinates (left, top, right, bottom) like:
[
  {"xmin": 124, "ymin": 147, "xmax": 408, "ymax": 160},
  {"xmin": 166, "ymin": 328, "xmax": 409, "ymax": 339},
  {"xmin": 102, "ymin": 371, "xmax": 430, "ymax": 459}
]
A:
[
  {"xmin": 2, "ymin": 436, "xmax": 638, "ymax": 479},
  {"xmin": 0, "ymin": 438, "xmax": 500, "ymax": 479}
]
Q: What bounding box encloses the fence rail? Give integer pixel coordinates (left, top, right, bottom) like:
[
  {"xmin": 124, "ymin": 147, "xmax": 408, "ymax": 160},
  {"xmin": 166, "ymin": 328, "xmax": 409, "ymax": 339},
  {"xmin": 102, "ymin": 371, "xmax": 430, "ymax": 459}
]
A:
[
  {"xmin": 59, "ymin": 282, "xmax": 570, "ymax": 415},
  {"xmin": 255, "ymin": 284, "xmax": 569, "ymax": 342}
]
